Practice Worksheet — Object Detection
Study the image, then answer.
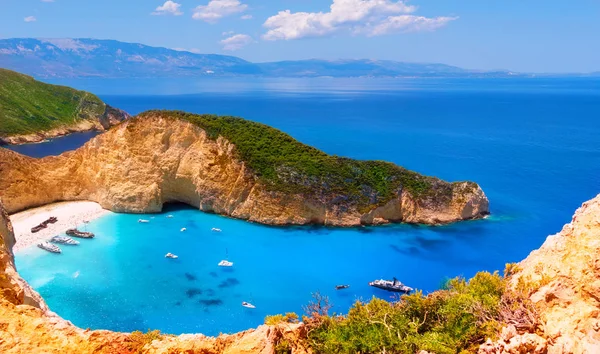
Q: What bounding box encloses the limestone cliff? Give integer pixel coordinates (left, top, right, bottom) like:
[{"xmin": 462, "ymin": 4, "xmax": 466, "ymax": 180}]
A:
[
  {"xmin": 480, "ymin": 194, "xmax": 600, "ymax": 354},
  {"xmin": 0, "ymin": 112, "xmax": 488, "ymax": 226}
]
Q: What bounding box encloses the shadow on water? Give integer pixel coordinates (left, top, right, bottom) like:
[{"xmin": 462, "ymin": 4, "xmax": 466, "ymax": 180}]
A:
[
  {"xmin": 218, "ymin": 278, "xmax": 240, "ymax": 289},
  {"xmin": 184, "ymin": 273, "xmax": 197, "ymax": 281},
  {"xmin": 198, "ymin": 299, "xmax": 223, "ymax": 307},
  {"xmin": 186, "ymin": 288, "xmax": 203, "ymax": 298}
]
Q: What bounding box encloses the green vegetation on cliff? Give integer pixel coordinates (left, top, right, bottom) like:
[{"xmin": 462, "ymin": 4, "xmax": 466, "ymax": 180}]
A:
[
  {"xmin": 292, "ymin": 267, "xmax": 538, "ymax": 354},
  {"xmin": 142, "ymin": 110, "xmax": 478, "ymax": 211},
  {"xmin": 0, "ymin": 68, "xmax": 106, "ymax": 137}
]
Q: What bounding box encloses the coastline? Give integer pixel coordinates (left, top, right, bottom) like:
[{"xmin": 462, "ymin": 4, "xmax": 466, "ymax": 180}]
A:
[{"xmin": 10, "ymin": 201, "xmax": 111, "ymax": 253}]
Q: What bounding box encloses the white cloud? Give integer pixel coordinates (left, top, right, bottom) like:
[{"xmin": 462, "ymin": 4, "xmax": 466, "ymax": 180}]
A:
[
  {"xmin": 152, "ymin": 1, "xmax": 183, "ymax": 16},
  {"xmin": 364, "ymin": 15, "xmax": 457, "ymax": 36},
  {"xmin": 193, "ymin": 0, "xmax": 248, "ymax": 23},
  {"xmin": 220, "ymin": 34, "xmax": 253, "ymax": 51},
  {"xmin": 222, "ymin": 30, "xmax": 235, "ymax": 36},
  {"xmin": 24, "ymin": 16, "xmax": 37, "ymax": 22},
  {"xmin": 241, "ymin": 14, "xmax": 253, "ymax": 20},
  {"xmin": 262, "ymin": 0, "xmax": 455, "ymax": 40}
]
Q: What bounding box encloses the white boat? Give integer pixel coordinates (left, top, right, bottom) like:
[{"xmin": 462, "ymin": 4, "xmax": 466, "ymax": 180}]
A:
[
  {"xmin": 242, "ymin": 302, "xmax": 256, "ymax": 309},
  {"xmin": 138, "ymin": 219, "xmax": 150, "ymax": 223},
  {"xmin": 180, "ymin": 228, "xmax": 187, "ymax": 232},
  {"xmin": 165, "ymin": 253, "xmax": 179, "ymax": 259},
  {"xmin": 167, "ymin": 215, "xmax": 174, "ymax": 218},
  {"xmin": 211, "ymin": 228, "xmax": 222, "ymax": 232},
  {"xmin": 37, "ymin": 242, "xmax": 61, "ymax": 254},
  {"xmin": 218, "ymin": 260, "xmax": 233, "ymax": 267},
  {"xmin": 50, "ymin": 236, "xmax": 79, "ymax": 245},
  {"xmin": 369, "ymin": 278, "xmax": 413, "ymax": 293}
]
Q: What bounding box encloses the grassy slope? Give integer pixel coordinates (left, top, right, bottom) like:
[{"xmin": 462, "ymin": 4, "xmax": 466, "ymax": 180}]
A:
[
  {"xmin": 0, "ymin": 68, "xmax": 105, "ymax": 137},
  {"xmin": 142, "ymin": 110, "xmax": 478, "ymax": 210}
]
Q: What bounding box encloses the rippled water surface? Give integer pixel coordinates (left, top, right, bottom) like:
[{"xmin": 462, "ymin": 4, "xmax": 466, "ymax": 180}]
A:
[{"xmin": 14, "ymin": 77, "xmax": 600, "ymax": 335}]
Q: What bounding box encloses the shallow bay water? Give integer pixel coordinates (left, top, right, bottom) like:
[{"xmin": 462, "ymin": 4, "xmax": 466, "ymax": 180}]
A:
[{"xmin": 14, "ymin": 77, "xmax": 600, "ymax": 335}]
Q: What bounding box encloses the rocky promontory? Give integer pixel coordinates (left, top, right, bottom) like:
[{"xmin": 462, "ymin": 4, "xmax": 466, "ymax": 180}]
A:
[
  {"xmin": 0, "ymin": 111, "xmax": 488, "ymax": 226},
  {"xmin": 0, "ymin": 68, "xmax": 130, "ymax": 145}
]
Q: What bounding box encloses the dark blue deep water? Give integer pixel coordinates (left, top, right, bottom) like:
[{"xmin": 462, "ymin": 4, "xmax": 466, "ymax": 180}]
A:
[{"xmin": 14, "ymin": 77, "xmax": 600, "ymax": 335}]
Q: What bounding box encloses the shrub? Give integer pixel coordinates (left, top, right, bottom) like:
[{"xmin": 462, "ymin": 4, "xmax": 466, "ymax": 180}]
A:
[
  {"xmin": 127, "ymin": 329, "xmax": 163, "ymax": 353},
  {"xmin": 265, "ymin": 312, "xmax": 300, "ymax": 326},
  {"xmin": 304, "ymin": 271, "xmax": 526, "ymax": 354}
]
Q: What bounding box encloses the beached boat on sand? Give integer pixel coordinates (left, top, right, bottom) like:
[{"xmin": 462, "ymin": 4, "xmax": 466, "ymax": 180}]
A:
[
  {"xmin": 369, "ymin": 278, "xmax": 413, "ymax": 293},
  {"xmin": 38, "ymin": 242, "xmax": 61, "ymax": 253},
  {"xmin": 66, "ymin": 229, "xmax": 95, "ymax": 238},
  {"xmin": 50, "ymin": 236, "xmax": 79, "ymax": 245}
]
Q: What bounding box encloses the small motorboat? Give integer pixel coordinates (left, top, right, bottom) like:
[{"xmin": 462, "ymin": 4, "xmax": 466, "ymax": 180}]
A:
[
  {"xmin": 138, "ymin": 219, "xmax": 150, "ymax": 223},
  {"xmin": 50, "ymin": 236, "xmax": 79, "ymax": 245},
  {"xmin": 211, "ymin": 228, "xmax": 222, "ymax": 232},
  {"xmin": 167, "ymin": 215, "xmax": 174, "ymax": 218},
  {"xmin": 165, "ymin": 253, "xmax": 179, "ymax": 259},
  {"xmin": 369, "ymin": 278, "xmax": 413, "ymax": 293},
  {"xmin": 218, "ymin": 260, "xmax": 233, "ymax": 267},
  {"xmin": 37, "ymin": 242, "xmax": 61, "ymax": 254},
  {"xmin": 180, "ymin": 228, "xmax": 187, "ymax": 232},
  {"xmin": 242, "ymin": 302, "xmax": 256, "ymax": 309},
  {"xmin": 66, "ymin": 229, "xmax": 95, "ymax": 238},
  {"xmin": 335, "ymin": 285, "xmax": 350, "ymax": 290}
]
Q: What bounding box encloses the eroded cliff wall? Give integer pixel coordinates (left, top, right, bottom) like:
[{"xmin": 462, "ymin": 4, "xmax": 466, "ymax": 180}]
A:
[{"xmin": 0, "ymin": 114, "xmax": 488, "ymax": 226}]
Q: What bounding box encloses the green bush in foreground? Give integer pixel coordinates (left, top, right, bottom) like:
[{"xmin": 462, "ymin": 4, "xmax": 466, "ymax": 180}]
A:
[{"xmin": 303, "ymin": 270, "xmax": 537, "ymax": 354}]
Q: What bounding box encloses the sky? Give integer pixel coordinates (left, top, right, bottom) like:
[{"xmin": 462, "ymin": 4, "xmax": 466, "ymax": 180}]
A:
[{"xmin": 1, "ymin": 0, "xmax": 600, "ymax": 73}]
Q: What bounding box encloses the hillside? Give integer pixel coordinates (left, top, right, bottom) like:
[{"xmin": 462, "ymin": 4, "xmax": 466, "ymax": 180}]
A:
[
  {"xmin": 0, "ymin": 111, "xmax": 489, "ymax": 226},
  {"xmin": 0, "ymin": 38, "xmax": 513, "ymax": 79},
  {"xmin": 0, "ymin": 68, "xmax": 129, "ymax": 144}
]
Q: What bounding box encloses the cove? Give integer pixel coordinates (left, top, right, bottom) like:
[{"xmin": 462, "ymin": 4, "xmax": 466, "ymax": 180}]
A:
[{"xmin": 13, "ymin": 77, "xmax": 600, "ymax": 335}]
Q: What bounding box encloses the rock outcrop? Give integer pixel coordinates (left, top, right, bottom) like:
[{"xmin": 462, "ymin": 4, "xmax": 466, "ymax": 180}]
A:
[
  {"xmin": 0, "ymin": 113, "xmax": 488, "ymax": 226},
  {"xmin": 0, "ymin": 104, "xmax": 130, "ymax": 145},
  {"xmin": 480, "ymin": 194, "xmax": 600, "ymax": 354}
]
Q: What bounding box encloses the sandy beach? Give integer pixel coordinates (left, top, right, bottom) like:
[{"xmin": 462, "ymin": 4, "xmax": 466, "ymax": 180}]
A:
[{"xmin": 10, "ymin": 201, "xmax": 111, "ymax": 253}]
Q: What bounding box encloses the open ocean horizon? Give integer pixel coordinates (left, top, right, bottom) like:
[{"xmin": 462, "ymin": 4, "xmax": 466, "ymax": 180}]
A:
[{"xmin": 12, "ymin": 77, "xmax": 600, "ymax": 335}]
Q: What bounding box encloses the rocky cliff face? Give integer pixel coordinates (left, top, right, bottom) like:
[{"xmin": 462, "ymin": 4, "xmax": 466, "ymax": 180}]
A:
[
  {"xmin": 480, "ymin": 194, "xmax": 600, "ymax": 354},
  {"xmin": 0, "ymin": 114, "xmax": 488, "ymax": 226}
]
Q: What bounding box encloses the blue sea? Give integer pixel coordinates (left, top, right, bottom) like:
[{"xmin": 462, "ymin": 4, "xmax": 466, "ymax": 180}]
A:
[{"xmin": 12, "ymin": 77, "xmax": 600, "ymax": 335}]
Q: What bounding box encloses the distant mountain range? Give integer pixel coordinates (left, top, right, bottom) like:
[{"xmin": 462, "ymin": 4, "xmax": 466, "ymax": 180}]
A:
[{"xmin": 0, "ymin": 38, "xmax": 525, "ymax": 79}]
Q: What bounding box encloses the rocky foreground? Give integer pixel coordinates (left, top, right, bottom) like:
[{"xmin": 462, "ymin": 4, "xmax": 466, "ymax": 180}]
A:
[{"xmin": 0, "ymin": 112, "xmax": 488, "ymax": 226}]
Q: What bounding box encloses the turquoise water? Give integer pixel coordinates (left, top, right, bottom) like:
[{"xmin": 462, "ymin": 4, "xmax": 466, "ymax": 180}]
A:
[{"xmin": 13, "ymin": 77, "xmax": 600, "ymax": 335}]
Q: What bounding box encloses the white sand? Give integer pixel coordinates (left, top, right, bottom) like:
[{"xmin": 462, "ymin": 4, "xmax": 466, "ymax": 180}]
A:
[{"xmin": 10, "ymin": 201, "xmax": 111, "ymax": 253}]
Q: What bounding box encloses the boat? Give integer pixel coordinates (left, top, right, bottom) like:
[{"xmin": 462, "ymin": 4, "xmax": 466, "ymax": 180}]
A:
[
  {"xmin": 242, "ymin": 301, "xmax": 256, "ymax": 309},
  {"xmin": 211, "ymin": 228, "xmax": 222, "ymax": 232},
  {"xmin": 31, "ymin": 224, "xmax": 46, "ymax": 233},
  {"xmin": 47, "ymin": 216, "xmax": 58, "ymax": 224},
  {"xmin": 335, "ymin": 285, "xmax": 350, "ymax": 290},
  {"xmin": 138, "ymin": 219, "xmax": 150, "ymax": 223},
  {"xmin": 66, "ymin": 229, "xmax": 95, "ymax": 239},
  {"xmin": 369, "ymin": 278, "xmax": 413, "ymax": 293},
  {"xmin": 50, "ymin": 236, "xmax": 79, "ymax": 245},
  {"xmin": 180, "ymin": 228, "xmax": 187, "ymax": 232},
  {"xmin": 37, "ymin": 242, "xmax": 61, "ymax": 253},
  {"xmin": 167, "ymin": 215, "xmax": 174, "ymax": 218},
  {"xmin": 165, "ymin": 253, "xmax": 179, "ymax": 259},
  {"xmin": 218, "ymin": 260, "xmax": 233, "ymax": 267}
]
